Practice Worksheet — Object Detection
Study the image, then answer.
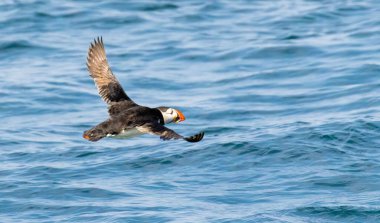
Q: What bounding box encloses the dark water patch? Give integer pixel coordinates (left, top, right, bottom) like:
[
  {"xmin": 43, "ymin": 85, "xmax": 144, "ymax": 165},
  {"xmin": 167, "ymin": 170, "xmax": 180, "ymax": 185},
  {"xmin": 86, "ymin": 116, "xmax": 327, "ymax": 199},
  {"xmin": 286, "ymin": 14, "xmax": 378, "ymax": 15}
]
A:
[
  {"xmin": 0, "ymin": 186, "xmax": 131, "ymax": 200},
  {"xmin": 84, "ymin": 15, "xmax": 147, "ymax": 28},
  {"xmin": 76, "ymin": 151, "xmax": 102, "ymax": 158},
  {"xmin": 175, "ymin": 52, "xmax": 211, "ymax": 62},
  {"xmin": 196, "ymin": 194, "xmax": 254, "ymax": 205},
  {"xmin": 0, "ymin": 200, "xmax": 169, "ymax": 222},
  {"xmin": 139, "ymin": 3, "xmax": 178, "ymax": 11},
  {"xmin": 0, "ymin": 40, "xmax": 34, "ymax": 51},
  {"xmin": 98, "ymin": 1, "xmax": 178, "ymax": 12},
  {"xmin": 294, "ymin": 205, "xmax": 380, "ymax": 222},
  {"xmin": 0, "ymin": 40, "xmax": 59, "ymax": 61},
  {"xmin": 174, "ymin": 13, "xmax": 217, "ymax": 24},
  {"xmin": 0, "ymin": 40, "xmax": 57, "ymax": 55},
  {"xmin": 282, "ymin": 34, "xmax": 301, "ymax": 40},
  {"xmin": 244, "ymin": 45, "xmax": 324, "ymax": 59},
  {"xmin": 336, "ymin": 5, "xmax": 371, "ymax": 14},
  {"xmin": 205, "ymin": 126, "xmax": 242, "ymax": 135},
  {"xmin": 35, "ymin": 10, "xmax": 85, "ymax": 19}
]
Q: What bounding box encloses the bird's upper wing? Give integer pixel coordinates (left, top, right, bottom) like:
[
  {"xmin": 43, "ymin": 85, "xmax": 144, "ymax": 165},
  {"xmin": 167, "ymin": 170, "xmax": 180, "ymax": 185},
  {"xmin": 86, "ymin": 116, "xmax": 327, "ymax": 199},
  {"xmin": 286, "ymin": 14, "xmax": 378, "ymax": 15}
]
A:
[
  {"xmin": 136, "ymin": 123, "xmax": 204, "ymax": 143},
  {"xmin": 87, "ymin": 37, "xmax": 136, "ymax": 106}
]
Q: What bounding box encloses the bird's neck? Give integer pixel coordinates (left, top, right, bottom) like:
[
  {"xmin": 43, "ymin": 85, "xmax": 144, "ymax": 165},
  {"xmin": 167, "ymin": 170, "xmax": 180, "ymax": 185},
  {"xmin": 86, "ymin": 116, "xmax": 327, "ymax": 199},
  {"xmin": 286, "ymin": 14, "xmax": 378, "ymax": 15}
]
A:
[{"xmin": 155, "ymin": 108, "xmax": 165, "ymax": 125}]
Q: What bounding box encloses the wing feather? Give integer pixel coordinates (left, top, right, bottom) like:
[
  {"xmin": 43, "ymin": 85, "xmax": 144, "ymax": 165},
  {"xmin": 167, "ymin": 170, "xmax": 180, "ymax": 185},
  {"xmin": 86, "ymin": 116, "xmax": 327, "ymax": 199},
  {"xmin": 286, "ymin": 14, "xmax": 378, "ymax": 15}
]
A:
[
  {"xmin": 87, "ymin": 37, "xmax": 135, "ymax": 105},
  {"xmin": 136, "ymin": 123, "xmax": 204, "ymax": 143}
]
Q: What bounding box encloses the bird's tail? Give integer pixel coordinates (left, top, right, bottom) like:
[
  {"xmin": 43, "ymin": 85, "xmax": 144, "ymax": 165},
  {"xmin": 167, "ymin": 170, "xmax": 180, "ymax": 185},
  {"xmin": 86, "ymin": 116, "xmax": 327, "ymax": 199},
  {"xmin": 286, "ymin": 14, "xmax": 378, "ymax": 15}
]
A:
[{"xmin": 83, "ymin": 120, "xmax": 114, "ymax": 142}]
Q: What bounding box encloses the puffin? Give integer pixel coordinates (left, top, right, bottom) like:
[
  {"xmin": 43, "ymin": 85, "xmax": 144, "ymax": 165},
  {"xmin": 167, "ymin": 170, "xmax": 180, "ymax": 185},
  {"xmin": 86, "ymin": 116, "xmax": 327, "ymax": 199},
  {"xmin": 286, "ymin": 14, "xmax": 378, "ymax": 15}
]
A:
[{"xmin": 83, "ymin": 37, "xmax": 204, "ymax": 143}]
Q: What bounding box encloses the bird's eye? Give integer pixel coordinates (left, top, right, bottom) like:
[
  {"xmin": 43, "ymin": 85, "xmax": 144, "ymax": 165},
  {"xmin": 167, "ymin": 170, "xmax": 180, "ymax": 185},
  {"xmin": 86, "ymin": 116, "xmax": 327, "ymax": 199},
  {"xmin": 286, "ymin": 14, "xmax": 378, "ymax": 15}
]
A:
[{"xmin": 168, "ymin": 108, "xmax": 173, "ymax": 114}]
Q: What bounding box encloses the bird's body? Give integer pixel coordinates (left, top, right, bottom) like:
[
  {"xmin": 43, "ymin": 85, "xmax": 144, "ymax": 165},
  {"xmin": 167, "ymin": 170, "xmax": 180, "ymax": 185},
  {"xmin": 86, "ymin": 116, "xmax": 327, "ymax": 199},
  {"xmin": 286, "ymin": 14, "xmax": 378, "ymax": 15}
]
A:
[
  {"xmin": 107, "ymin": 128, "xmax": 143, "ymax": 139},
  {"xmin": 83, "ymin": 37, "xmax": 204, "ymax": 143}
]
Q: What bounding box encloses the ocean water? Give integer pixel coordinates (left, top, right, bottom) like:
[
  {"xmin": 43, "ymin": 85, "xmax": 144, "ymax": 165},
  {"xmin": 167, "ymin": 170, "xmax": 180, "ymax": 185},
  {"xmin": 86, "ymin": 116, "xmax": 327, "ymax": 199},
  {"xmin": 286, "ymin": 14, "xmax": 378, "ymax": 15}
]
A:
[{"xmin": 1, "ymin": 0, "xmax": 380, "ymax": 222}]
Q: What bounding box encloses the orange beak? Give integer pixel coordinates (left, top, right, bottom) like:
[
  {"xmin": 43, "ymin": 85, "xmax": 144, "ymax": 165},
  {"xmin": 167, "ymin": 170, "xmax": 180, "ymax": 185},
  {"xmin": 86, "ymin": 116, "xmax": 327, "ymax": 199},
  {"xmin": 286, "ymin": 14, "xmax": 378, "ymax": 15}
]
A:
[
  {"xmin": 175, "ymin": 109, "xmax": 186, "ymax": 122},
  {"xmin": 83, "ymin": 133, "xmax": 90, "ymax": 140}
]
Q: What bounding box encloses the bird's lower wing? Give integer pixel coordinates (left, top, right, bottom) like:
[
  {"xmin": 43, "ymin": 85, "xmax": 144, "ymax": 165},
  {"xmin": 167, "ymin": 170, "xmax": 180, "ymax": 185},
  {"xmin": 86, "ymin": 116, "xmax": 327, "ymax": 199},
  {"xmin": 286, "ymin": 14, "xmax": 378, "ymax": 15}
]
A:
[{"xmin": 136, "ymin": 123, "xmax": 204, "ymax": 143}]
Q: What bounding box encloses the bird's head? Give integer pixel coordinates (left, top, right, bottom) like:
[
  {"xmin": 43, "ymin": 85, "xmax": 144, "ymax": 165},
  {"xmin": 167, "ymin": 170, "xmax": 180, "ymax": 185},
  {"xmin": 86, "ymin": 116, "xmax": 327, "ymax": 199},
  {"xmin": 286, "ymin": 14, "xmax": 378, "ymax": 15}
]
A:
[{"xmin": 157, "ymin": 107, "xmax": 186, "ymax": 124}]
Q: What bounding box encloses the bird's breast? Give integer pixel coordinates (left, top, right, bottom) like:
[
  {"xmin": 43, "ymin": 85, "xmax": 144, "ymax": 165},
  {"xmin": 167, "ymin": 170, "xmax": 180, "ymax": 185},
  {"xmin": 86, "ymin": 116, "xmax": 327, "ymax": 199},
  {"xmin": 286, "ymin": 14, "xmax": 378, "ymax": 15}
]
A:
[{"xmin": 107, "ymin": 128, "xmax": 144, "ymax": 139}]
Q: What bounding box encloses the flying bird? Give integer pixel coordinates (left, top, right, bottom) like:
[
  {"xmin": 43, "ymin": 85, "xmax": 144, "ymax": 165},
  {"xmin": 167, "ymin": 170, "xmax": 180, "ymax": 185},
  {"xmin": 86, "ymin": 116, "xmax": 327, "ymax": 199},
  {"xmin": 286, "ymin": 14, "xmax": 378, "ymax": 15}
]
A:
[{"xmin": 83, "ymin": 37, "xmax": 204, "ymax": 143}]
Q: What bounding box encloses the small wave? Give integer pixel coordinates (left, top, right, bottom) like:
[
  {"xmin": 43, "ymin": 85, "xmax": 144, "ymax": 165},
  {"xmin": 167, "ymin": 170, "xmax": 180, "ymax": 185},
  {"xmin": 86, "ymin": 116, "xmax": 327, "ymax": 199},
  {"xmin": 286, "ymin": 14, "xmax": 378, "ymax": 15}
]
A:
[
  {"xmin": 35, "ymin": 11, "xmax": 84, "ymax": 19},
  {"xmin": 139, "ymin": 3, "xmax": 178, "ymax": 11},
  {"xmin": 294, "ymin": 205, "xmax": 380, "ymax": 221},
  {"xmin": 244, "ymin": 45, "xmax": 324, "ymax": 59},
  {"xmin": 0, "ymin": 41, "xmax": 34, "ymax": 51}
]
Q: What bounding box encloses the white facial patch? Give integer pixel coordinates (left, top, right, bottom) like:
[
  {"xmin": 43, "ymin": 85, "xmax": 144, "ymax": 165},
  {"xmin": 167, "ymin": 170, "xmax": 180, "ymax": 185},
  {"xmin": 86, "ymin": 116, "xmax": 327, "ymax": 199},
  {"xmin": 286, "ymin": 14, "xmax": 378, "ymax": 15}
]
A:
[{"xmin": 161, "ymin": 108, "xmax": 178, "ymax": 124}]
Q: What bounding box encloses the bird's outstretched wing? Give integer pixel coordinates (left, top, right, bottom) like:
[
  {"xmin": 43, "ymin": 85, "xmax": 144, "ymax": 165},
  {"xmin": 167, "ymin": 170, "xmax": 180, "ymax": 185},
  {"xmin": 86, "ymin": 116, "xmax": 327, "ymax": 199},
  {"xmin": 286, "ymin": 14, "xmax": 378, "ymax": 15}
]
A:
[
  {"xmin": 87, "ymin": 37, "xmax": 136, "ymax": 106},
  {"xmin": 136, "ymin": 123, "xmax": 204, "ymax": 143}
]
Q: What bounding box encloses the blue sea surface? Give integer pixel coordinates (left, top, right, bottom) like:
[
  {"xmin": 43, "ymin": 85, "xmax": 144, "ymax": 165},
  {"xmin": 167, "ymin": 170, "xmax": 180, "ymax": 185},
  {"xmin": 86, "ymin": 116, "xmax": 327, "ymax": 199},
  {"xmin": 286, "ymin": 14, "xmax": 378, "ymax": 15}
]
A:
[{"xmin": 1, "ymin": 0, "xmax": 380, "ymax": 222}]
